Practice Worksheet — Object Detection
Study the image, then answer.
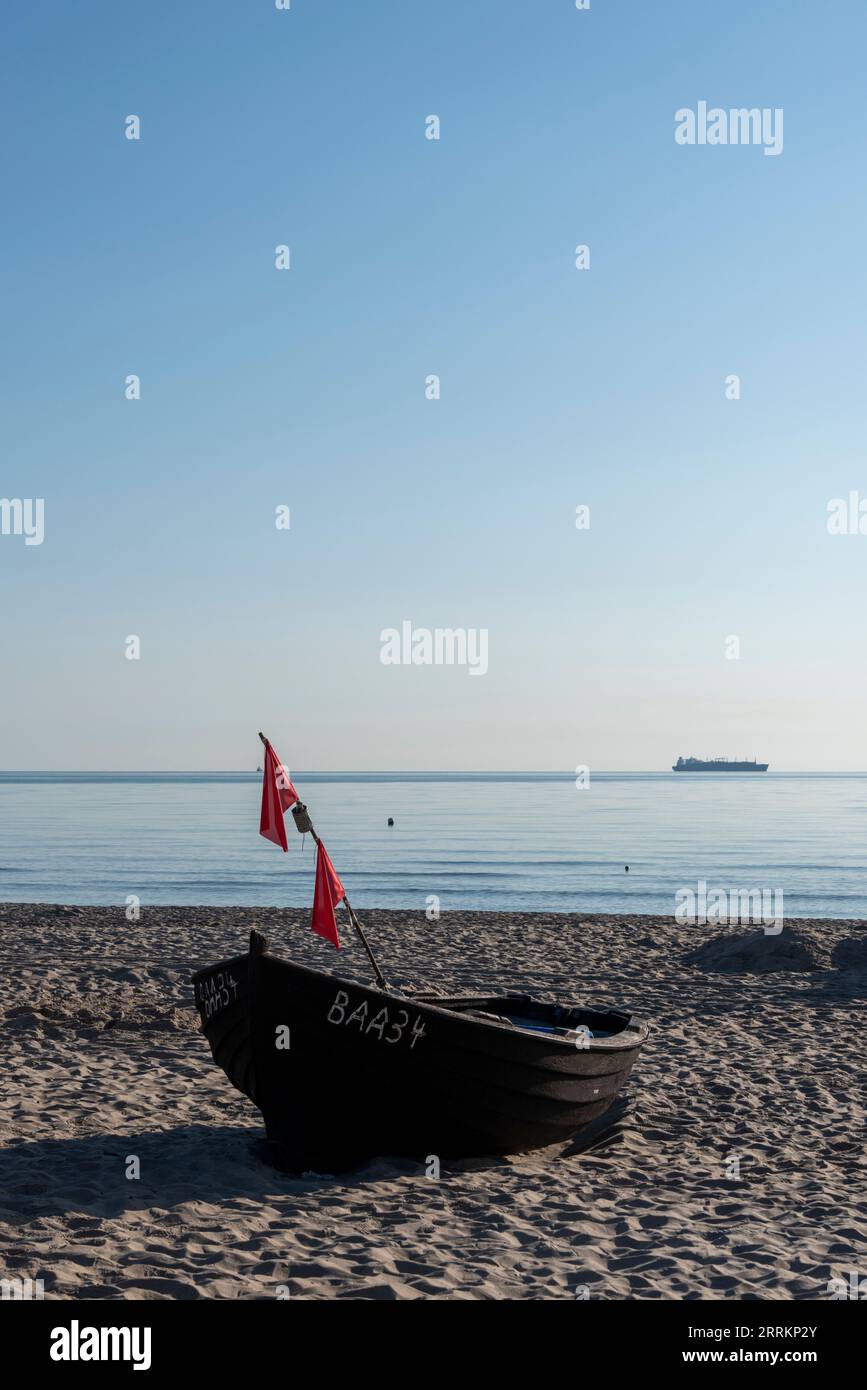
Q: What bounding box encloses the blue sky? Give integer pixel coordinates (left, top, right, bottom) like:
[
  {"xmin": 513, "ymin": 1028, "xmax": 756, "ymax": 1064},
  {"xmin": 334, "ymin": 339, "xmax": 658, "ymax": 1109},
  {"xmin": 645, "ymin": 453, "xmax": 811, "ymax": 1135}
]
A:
[{"xmin": 2, "ymin": 0, "xmax": 866, "ymax": 769}]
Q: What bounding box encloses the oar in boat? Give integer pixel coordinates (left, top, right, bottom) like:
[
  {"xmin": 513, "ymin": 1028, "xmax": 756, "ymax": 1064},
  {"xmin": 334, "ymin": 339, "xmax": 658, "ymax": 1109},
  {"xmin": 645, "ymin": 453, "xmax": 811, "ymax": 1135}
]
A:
[{"xmin": 258, "ymin": 731, "xmax": 389, "ymax": 991}]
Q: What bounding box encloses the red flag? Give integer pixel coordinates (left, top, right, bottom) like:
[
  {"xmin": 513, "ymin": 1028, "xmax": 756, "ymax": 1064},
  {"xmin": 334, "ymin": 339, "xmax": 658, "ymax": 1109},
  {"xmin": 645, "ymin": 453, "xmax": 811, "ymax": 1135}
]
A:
[
  {"xmin": 311, "ymin": 840, "xmax": 345, "ymax": 948},
  {"xmin": 259, "ymin": 740, "xmax": 299, "ymax": 852}
]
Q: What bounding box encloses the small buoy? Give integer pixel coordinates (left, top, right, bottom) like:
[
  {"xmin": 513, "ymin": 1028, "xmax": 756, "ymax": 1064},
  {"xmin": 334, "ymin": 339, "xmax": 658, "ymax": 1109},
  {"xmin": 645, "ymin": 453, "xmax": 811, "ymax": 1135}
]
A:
[
  {"xmin": 387, "ymin": 817, "xmax": 394, "ymax": 827},
  {"xmin": 624, "ymin": 865, "xmax": 629, "ymax": 873}
]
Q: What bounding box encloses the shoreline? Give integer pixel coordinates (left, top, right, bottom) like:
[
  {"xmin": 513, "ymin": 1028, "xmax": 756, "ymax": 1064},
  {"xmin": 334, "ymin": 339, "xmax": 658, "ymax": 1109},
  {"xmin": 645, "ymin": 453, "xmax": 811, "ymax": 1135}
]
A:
[
  {"xmin": 3, "ymin": 902, "xmax": 867, "ymax": 923},
  {"xmin": 2, "ymin": 904, "xmax": 865, "ymax": 1299}
]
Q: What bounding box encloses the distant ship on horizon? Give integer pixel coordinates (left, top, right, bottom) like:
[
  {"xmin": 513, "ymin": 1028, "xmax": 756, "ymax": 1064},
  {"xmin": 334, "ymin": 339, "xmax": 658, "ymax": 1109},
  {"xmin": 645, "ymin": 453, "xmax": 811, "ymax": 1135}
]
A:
[{"xmin": 673, "ymin": 756, "xmax": 769, "ymax": 773}]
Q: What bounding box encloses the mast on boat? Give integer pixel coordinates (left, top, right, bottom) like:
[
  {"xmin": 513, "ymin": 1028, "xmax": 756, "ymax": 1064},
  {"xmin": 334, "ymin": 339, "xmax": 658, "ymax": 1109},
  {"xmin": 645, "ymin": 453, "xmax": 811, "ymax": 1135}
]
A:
[{"xmin": 258, "ymin": 732, "xmax": 389, "ymax": 992}]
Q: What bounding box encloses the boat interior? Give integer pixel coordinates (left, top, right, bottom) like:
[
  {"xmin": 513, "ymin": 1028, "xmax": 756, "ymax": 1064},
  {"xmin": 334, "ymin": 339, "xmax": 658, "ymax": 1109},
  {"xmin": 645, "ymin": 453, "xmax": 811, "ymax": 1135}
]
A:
[{"xmin": 411, "ymin": 992, "xmax": 636, "ymax": 1040}]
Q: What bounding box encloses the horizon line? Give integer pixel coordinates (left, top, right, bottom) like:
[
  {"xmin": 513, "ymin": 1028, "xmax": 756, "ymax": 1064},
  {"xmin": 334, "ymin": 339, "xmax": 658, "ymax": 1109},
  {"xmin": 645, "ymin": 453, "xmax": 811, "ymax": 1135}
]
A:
[{"xmin": 0, "ymin": 768, "xmax": 860, "ymax": 777}]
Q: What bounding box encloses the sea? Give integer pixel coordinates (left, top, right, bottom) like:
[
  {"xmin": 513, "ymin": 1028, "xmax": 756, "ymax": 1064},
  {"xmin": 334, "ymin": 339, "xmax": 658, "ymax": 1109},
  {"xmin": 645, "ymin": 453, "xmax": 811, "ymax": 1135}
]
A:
[{"xmin": 0, "ymin": 772, "xmax": 865, "ymax": 918}]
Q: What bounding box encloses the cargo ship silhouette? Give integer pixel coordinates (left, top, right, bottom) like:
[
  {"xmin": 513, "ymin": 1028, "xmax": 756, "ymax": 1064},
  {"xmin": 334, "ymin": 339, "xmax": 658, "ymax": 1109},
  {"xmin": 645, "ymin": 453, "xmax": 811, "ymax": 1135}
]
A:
[{"xmin": 672, "ymin": 756, "xmax": 769, "ymax": 772}]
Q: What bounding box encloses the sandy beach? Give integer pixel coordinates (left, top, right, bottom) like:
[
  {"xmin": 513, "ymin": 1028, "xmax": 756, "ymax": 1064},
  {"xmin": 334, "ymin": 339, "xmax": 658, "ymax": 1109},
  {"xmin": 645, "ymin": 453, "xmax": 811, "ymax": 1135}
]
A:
[{"xmin": 2, "ymin": 904, "xmax": 865, "ymax": 1300}]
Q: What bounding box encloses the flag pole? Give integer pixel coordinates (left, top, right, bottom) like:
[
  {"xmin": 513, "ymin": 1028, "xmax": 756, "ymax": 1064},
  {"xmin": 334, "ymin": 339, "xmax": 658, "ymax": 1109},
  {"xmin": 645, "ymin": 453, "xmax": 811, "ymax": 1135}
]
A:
[{"xmin": 258, "ymin": 732, "xmax": 389, "ymax": 992}]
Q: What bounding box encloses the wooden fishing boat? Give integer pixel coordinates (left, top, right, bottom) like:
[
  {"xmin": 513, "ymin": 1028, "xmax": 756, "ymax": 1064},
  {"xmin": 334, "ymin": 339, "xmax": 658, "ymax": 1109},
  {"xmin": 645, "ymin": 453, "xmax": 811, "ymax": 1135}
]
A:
[
  {"xmin": 192, "ymin": 929, "xmax": 648, "ymax": 1170},
  {"xmin": 192, "ymin": 731, "xmax": 648, "ymax": 1169}
]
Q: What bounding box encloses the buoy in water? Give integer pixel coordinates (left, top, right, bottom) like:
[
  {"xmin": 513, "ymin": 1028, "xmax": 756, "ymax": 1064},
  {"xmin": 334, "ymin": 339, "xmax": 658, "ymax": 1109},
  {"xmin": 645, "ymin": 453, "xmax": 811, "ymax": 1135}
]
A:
[
  {"xmin": 387, "ymin": 817, "xmax": 394, "ymax": 827},
  {"xmin": 624, "ymin": 865, "xmax": 629, "ymax": 873}
]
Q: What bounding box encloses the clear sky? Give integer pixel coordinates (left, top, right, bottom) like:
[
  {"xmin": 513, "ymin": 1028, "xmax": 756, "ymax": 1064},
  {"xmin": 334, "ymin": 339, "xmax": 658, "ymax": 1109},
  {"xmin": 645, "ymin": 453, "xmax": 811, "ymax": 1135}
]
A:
[{"xmin": 2, "ymin": 0, "xmax": 866, "ymax": 771}]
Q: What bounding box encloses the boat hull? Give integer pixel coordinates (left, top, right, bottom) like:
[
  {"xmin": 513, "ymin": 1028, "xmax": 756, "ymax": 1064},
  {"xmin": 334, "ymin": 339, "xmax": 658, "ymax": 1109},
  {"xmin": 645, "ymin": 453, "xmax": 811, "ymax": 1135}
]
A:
[{"xmin": 193, "ymin": 935, "xmax": 647, "ymax": 1170}]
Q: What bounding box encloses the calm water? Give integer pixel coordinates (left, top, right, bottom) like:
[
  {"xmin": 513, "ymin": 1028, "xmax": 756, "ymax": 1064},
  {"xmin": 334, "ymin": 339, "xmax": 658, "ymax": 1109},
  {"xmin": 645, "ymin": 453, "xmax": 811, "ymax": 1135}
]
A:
[{"xmin": 0, "ymin": 772, "xmax": 865, "ymax": 918}]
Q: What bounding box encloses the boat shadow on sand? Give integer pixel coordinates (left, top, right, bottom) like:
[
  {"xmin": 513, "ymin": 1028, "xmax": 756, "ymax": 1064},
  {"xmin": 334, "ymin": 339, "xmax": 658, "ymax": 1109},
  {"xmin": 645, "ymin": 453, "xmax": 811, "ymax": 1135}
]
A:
[{"xmin": 0, "ymin": 1100, "xmax": 636, "ymax": 1223}]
